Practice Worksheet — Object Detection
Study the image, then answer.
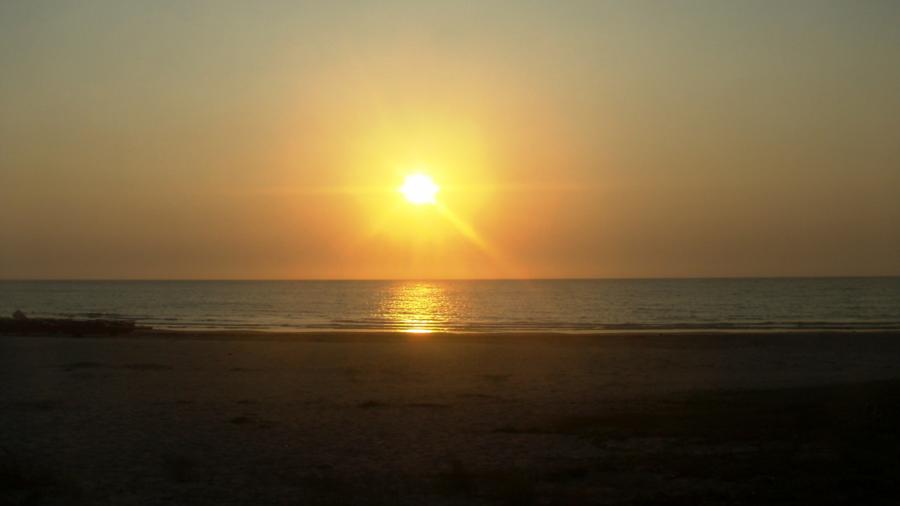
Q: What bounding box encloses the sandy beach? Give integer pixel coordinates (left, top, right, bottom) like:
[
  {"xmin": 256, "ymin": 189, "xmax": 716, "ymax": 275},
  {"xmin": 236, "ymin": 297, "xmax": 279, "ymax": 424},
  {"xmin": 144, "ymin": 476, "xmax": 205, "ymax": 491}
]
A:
[{"xmin": 3, "ymin": 330, "xmax": 900, "ymax": 505}]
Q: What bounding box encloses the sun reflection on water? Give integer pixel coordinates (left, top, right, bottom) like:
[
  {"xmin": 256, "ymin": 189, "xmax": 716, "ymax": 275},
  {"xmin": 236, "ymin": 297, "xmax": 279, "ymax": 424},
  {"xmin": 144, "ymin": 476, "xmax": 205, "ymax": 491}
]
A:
[{"xmin": 380, "ymin": 282, "xmax": 449, "ymax": 333}]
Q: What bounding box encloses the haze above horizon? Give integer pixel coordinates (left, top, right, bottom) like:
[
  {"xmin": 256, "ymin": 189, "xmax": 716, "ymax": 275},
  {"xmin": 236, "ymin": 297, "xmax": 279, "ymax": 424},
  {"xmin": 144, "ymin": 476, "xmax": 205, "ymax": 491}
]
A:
[{"xmin": 2, "ymin": 1, "xmax": 898, "ymax": 279}]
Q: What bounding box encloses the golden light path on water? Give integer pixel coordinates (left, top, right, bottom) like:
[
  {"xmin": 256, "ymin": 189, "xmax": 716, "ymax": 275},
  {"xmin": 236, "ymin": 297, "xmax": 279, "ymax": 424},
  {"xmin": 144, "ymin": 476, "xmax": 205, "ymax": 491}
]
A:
[{"xmin": 379, "ymin": 282, "xmax": 448, "ymax": 333}]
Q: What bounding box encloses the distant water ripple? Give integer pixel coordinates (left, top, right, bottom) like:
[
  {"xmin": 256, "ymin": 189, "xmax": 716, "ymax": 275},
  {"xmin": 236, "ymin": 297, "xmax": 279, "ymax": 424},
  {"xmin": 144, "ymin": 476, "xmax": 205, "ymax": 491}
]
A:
[{"xmin": 1, "ymin": 278, "xmax": 898, "ymax": 333}]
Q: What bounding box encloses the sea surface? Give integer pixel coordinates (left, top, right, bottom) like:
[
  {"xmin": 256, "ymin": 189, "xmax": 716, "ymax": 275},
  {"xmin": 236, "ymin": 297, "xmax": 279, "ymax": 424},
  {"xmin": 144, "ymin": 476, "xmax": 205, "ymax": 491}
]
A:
[{"xmin": 1, "ymin": 278, "xmax": 899, "ymax": 333}]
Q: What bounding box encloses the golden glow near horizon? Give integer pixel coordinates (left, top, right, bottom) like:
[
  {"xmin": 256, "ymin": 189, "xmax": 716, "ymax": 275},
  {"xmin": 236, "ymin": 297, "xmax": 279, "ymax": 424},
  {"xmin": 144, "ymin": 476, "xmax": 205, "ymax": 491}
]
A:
[
  {"xmin": 399, "ymin": 173, "xmax": 439, "ymax": 205},
  {"xmin": 390, "ymin": 169, "xmax": 506, "ymax": 270},
  {"xmin": 350, "ymin": 164, "xmax": 516, "ymax": 279}
]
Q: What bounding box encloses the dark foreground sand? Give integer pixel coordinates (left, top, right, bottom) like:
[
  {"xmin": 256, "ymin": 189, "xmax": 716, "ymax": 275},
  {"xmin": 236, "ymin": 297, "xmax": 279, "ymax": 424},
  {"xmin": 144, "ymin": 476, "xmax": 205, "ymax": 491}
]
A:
[{"xmin": 3, "ymin": 331, "xmax": 900, "ymax": 505}]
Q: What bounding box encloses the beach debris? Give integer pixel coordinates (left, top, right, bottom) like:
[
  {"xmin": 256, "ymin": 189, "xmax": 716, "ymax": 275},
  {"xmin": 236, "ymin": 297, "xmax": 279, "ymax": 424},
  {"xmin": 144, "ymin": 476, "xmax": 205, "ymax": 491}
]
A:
[{"xmin": 12, "ymin": 310, "xmax": 27, "ymax": 320}]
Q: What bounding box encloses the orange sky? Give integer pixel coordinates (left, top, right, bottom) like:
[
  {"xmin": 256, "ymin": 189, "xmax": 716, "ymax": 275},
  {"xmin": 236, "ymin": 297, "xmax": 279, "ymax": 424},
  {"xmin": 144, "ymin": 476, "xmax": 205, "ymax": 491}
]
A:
[{"xmin": 1, "ymin": 2, "xmax": 899, "ymax": 279}]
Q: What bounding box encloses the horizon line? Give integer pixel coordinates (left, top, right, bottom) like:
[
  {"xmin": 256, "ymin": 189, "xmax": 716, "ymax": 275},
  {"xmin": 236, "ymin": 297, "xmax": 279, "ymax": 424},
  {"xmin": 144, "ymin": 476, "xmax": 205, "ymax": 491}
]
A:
[{"xmin": 1, "ymin": 275, "xmax": 898, "ymax": 282}]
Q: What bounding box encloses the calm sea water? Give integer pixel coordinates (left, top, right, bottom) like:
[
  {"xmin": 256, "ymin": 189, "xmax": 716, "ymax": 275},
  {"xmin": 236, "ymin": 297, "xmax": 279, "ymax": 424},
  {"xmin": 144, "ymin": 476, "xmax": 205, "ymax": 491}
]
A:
[{"xmin": 1, "ymin": 278, "xmax": 898, "ymax": 333}]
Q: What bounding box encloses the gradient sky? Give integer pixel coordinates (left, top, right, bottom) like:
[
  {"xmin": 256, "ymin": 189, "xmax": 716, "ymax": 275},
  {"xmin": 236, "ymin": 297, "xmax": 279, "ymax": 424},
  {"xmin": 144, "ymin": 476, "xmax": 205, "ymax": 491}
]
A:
[{"xmin": 1, "ymin": 1, "xmax": 898, "ymax": 279}]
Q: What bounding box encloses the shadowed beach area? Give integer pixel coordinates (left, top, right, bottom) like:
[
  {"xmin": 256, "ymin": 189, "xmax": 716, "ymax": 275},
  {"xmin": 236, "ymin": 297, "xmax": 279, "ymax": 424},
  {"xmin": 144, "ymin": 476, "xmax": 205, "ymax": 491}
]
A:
[{"xmin": 3, "ymin": 330, "xmax": 900, "ymax": 504}]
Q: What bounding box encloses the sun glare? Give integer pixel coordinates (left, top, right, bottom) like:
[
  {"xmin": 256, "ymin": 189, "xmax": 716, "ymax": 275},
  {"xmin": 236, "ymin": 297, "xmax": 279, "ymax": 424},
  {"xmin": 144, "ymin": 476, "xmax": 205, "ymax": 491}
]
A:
[{"xmin": 399, "ymin": 174, "xmax": 439, "ymax": 205}]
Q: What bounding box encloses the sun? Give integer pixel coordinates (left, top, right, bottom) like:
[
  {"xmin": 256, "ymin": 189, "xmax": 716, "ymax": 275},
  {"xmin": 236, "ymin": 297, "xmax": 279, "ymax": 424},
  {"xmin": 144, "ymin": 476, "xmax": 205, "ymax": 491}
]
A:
[{"xmin": 399, "ymin": 173, "xmax": 439, "ymax": 205}]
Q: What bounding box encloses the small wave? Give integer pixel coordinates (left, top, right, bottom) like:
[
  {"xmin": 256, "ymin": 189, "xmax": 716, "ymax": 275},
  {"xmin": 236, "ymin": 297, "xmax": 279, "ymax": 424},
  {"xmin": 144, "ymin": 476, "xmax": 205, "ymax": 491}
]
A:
[
  {"xmin": 141, "ymin": 319, "xmax": 900, "ymax": 333},
  {"xmin": 14, "ymin": 312, "xmax": 900, "ymax": 333},
  {"xmin": 5, "ymin": 278, "xmax": 898, "ymax": 333}
]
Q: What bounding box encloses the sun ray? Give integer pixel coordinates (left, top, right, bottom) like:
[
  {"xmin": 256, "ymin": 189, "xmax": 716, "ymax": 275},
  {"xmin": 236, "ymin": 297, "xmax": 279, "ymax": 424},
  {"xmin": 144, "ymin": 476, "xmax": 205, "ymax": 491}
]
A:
[
  {"xmin": 332, "ymin": 172, "xmax": 532, "ymax": 278},
  {"xmin": 436, "ymin": 202, "xmax": 528, "ymax": 278},
  {"xmin": 434, "ymin": 203, "xmax": 493, "ymax": 254}
]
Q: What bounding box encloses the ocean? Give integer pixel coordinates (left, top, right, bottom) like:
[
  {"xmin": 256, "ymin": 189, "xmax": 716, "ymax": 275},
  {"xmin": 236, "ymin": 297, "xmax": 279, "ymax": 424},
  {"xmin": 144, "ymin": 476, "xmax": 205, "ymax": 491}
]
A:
[{"xmin": 1, "ymin": 278, "xmax": 898, "ymax": 333}]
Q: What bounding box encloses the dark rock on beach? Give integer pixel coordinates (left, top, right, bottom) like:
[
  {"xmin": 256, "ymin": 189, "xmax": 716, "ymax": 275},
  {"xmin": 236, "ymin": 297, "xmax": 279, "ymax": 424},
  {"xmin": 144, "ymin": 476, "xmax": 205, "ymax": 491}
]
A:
[{"xmin": 0, "ymin": 311, "xmax": 137, "ymax": 337}]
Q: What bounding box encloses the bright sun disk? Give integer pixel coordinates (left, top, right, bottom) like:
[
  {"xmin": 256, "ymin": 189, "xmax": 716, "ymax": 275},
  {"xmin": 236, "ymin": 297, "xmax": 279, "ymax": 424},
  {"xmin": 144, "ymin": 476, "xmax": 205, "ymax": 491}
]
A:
[{"xmin": 399, "ymin": 174, "xmax": 439, "ymax": 205}]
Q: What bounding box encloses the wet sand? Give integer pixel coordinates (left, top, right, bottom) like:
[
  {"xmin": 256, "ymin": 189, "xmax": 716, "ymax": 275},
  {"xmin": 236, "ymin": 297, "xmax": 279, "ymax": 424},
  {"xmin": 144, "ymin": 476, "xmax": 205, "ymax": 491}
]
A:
[{"xmin": 3, "ymin": 330, "xmax": 900, "ymax": 504}]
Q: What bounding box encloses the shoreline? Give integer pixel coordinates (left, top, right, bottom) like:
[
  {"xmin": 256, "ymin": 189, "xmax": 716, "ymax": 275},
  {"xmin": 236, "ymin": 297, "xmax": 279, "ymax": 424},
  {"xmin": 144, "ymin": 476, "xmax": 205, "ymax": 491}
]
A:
[{"xmin": 4, "ymin": 326, "xmax": 900, "ymax": 343}]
